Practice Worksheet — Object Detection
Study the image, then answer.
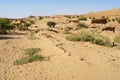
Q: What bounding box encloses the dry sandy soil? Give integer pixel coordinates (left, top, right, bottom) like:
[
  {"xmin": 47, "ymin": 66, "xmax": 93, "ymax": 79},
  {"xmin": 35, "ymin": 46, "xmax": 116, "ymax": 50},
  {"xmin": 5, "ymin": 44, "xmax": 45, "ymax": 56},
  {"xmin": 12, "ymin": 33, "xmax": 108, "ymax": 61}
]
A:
[{"xmin": 1, "ymin": 8, "xmax": 120, "ymax": 80}]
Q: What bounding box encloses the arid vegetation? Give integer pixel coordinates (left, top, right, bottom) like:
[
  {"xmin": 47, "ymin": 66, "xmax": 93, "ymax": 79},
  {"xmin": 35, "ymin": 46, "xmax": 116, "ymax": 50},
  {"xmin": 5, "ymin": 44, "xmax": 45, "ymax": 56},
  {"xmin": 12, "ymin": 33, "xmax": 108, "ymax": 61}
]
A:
[{"xmin": 13, "ymin": 48, "xmax": 45, "ymax": 65}]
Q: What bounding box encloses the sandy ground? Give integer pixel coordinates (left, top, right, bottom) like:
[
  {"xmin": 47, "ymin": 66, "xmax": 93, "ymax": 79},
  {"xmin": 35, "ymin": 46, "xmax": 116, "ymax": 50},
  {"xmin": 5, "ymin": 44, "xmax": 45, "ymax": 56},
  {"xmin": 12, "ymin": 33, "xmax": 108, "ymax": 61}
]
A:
[
  {"xmin": 1, "ymin": 11, "xmax": 120, "ymax": 80},
  {"xmin": 0, "ymin": 28, "xmax": 120, "ymax": 80}
]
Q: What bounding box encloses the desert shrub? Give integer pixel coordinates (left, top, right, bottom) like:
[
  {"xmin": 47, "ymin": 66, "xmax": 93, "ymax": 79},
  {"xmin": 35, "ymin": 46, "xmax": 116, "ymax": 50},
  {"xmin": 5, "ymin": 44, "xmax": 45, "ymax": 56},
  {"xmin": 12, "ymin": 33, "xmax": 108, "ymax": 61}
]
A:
[
  {"xmin": 47, "ymin": 21, "xmax": 56, "ymax": 28},
  {"xmin": 13, "ymin": 54, "xmax": 45, "ymax": 65},
  {"xmin": 24, "ymin": 22, "xmax": 31, "ymax": 30},
  {"xmin": 66, "ymin": 31, "xmax": 111, "ymax": 47},
  {"xmin": 77, "ymin": 22, "xmax": 88, "ymax": 28},
  {"xmin": 66, "ymin": 32, "xmax": 94, "ymax": 42},
  {"xmin": 13, "ymin": 48, "xmax": 45, "ymax": 65},
  {"xmin": 19, "ymin": 22, "xmax": 31, "ymax": 30},
  {"xmin": 0, "ymin": 18, "xmax": 12, "ymax": 34},
  {"xmin": 116, "ymin": 17, "xmax": 120, "ymax": 23},
  {"xmin": 92, "ymin": 35, "xmax": 111, "ymax": 47},
  {"xmin": 79, "ymin": 16, "xmax": 87, "ymax": 21},
  {"xmin": 39, "ymin": 16, "xmax": 43, "ymax": 20}
]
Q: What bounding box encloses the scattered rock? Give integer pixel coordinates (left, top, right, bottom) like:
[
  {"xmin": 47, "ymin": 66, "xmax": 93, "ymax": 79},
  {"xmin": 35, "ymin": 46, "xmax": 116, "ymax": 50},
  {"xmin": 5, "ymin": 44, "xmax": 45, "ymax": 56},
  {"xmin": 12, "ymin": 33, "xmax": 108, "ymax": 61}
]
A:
[{"xmin": 112, "ymin": 59, "xmax": 116, "ymax": 61}]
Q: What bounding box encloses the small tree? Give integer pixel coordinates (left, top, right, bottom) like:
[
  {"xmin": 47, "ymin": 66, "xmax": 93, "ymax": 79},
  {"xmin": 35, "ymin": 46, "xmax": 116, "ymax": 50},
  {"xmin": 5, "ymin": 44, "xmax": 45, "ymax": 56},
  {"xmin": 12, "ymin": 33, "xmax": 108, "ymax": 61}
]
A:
[
  {"xmin": 0, "ymin": 18, "xmax": 12, "ymax": 34},
  {"xmin": 39, "ymin": 16, "xmax": 43, "ymax": 20},
  {"xmin": 47, "ymin": 21, "xmax": 56, "ymax": 28},
  {"xmin": 24, "ymin": 22, "xmax": 31, "ymax": 30}
]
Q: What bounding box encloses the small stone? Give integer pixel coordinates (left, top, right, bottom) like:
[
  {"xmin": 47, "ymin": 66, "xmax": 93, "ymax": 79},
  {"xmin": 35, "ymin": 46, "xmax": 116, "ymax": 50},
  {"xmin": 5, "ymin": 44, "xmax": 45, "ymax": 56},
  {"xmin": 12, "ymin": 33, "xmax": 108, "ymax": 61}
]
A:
[
  {"xmin": 80, "ymin": 58, "xmax": 84, "ymax": 61},
  {"xmin": 112, "ymin": 59, "xmax": 116, "ymax": 61}
]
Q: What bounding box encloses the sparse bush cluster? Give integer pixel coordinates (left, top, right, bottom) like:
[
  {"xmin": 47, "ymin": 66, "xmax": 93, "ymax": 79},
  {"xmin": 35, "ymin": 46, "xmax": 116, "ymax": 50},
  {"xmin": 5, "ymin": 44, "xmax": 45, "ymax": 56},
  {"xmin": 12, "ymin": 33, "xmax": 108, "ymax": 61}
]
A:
[
  {"xmin": 13, "ymin": 48, "xmax": 45, "ymax": 65},
  {"xmin": 19, "ymin": 22, "xmax": 31, "ymax": 30},
  {"xmin": 66, "ymin": 31, "xmax": 111, "ymax": 47},
  {"xmin": 47, "ymin": 21, "xmax": 56, "ymax": 28}
]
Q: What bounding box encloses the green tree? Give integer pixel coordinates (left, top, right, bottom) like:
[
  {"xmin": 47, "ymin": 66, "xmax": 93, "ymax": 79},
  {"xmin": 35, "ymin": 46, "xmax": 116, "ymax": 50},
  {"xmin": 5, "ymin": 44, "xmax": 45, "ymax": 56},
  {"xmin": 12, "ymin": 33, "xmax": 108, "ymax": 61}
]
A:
[
  {"xmin": 25, "ymin": 23, "xmax": 31, "ymax": 30},
  {"xmin": 0, "ymin": 18, "xmax": 12, "ymax": 34},
  {"xmin": 47, "ymin": 21, "xmax": 56, "ymax": 28}
]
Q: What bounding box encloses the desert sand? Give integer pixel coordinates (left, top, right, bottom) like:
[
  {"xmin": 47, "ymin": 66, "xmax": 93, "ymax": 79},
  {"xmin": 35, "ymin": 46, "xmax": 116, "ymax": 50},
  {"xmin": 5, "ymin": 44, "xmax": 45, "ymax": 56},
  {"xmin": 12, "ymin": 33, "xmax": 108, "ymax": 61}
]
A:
[{"xmin": 1, "ymin": 8, "xmax": 120, "ymax": 80}]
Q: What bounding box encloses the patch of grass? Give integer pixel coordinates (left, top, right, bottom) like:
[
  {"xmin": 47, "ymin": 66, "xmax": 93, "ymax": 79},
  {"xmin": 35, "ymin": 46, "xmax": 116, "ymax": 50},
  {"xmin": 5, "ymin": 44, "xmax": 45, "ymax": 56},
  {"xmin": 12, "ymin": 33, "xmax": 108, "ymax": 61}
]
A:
[
  {"xmin": 66, "ymin": 31, "xmax": 111, "ymax": 47},
  {"xmin": 14, "ymin": 48, "xmax": 46, "ymax": 65},
  {"xmin": 24, "ymin": 48, "xmax": 41, "ymax": 56},
  {"xmin": 13, "ymin": 54, "xmax": 45, "ymax": 65}
]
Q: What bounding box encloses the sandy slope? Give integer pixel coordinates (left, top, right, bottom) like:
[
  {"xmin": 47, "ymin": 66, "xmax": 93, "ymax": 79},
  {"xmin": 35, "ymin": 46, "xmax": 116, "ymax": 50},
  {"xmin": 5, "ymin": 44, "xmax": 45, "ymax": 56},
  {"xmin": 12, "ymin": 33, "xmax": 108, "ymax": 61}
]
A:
[{"xmin": 84, "ymin": 8, "xmax": 120, "ymax": 17}]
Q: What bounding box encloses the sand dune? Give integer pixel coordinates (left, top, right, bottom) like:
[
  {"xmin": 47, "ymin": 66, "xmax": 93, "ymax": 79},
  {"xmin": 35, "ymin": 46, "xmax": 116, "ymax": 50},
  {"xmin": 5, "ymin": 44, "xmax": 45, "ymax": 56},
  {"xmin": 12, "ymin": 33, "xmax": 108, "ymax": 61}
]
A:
[{"xmin": 84, "ymin": 8, "xmax": 120, "ymax": 17}]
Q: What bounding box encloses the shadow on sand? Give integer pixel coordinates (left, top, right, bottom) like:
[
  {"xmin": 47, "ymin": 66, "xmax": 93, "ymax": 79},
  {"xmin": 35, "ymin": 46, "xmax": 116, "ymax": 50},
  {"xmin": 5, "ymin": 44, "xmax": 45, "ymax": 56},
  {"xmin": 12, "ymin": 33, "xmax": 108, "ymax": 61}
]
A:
[{"xmin": 0, "ymin": 36, "xmax": 20, "ymax": 40}]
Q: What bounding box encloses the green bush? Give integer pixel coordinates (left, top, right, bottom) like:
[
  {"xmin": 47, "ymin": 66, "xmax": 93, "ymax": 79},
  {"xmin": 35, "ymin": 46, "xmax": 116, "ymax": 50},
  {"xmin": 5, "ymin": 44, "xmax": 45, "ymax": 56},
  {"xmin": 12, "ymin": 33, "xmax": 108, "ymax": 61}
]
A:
[
  {"xmin": 39, "ymin": 16, "xmax": 43, "ymax": 20},
  {"xmin": 47, "ymin": 21, "xmax": 56, "ymax": 28},
  {"xmin": 79, "ymin": 16, "xmax": 87, "ymax": 21},
  {"xmin": 66, "ymin": 32, "xmax": 94, "ymax": 42},
  {"xmin": 66, "ymin": 31, "xmax": 111, "ymax": 47},
  {"xmin": 116, "ymin": 17, "xmax": 120, "ymax": 23},
  {"xmin": 77, "ymin": 22, "xmax": 88, "ymax": 28},
  {"xmin": 24, "ymin": 22, "xmax": 31, "ymax": 30},
  {"xmin": 0, "ymin": 18, "xmax": 12, "ymax": 34},
  {"xmin": 13, "ymin": 54, "xmax": 45, "ymax": 65},
  {"xmin": 92, "ymin": 35, "xmax": 111, "ymax": 47}
]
